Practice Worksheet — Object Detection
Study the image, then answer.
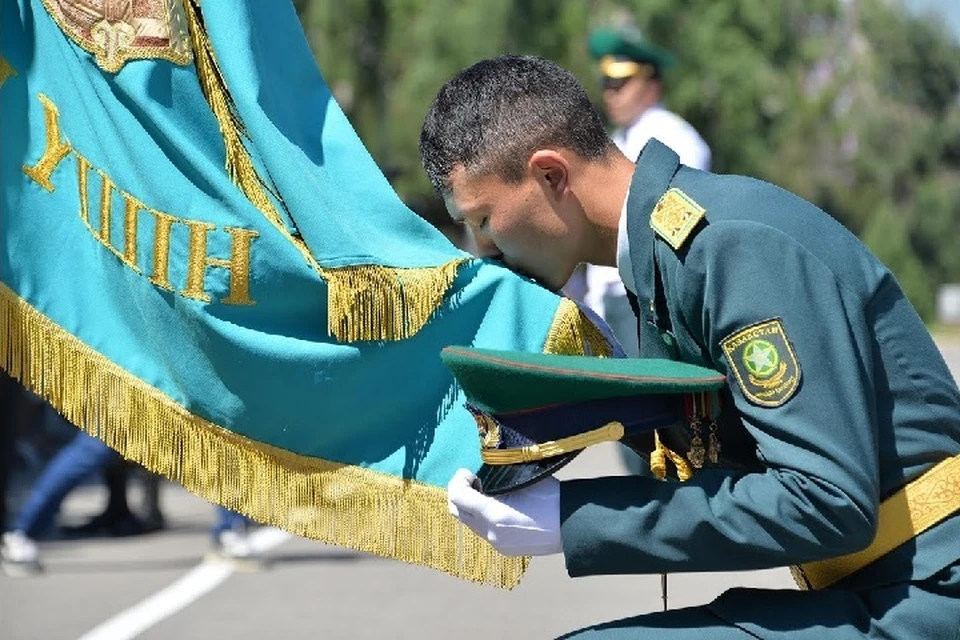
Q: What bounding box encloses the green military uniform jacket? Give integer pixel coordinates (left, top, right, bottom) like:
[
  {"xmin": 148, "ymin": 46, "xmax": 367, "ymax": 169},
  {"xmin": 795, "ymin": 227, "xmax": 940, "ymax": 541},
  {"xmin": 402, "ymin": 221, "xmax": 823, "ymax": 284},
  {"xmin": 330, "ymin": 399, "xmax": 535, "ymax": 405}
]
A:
[{"xmin": 558, "ymin": 140, "xmax": 960, "ymax": 638}]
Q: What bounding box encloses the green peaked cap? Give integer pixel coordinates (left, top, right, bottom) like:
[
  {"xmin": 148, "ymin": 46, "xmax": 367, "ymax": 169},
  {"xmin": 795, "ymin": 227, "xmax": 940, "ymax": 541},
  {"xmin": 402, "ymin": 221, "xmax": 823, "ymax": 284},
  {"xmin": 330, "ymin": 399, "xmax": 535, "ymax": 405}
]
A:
[
  {"xmin": 588, "ymin": 26, "xmax": 677, "ymax": 74},
  {"xmin": 441, "ymin": 346, "xmax": 726, "ymax": 495},
  {"xmin": 441, "ymin": 346, "xmax": 725, "ymax": 414}
]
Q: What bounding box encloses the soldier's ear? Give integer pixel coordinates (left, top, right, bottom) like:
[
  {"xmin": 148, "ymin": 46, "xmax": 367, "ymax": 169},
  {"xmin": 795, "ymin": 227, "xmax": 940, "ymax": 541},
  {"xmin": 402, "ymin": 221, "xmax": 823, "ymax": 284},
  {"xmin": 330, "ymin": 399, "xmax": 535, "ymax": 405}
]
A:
[{"xmin": 529, "ymin": 150, "xmax": 569, "ymax": 197}]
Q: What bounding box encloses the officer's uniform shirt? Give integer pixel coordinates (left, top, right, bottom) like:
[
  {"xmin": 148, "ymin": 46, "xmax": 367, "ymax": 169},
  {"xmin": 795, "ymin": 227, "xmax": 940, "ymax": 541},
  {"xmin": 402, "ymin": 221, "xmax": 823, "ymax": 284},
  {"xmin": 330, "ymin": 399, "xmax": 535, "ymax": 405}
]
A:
[
  {"xmin": 581, "ymin": 105, "xmax": 710, "ymax": 357},
  {"xmin": 560, "ymin": 140, "xmax": 960, "ymax": 638},
  {"xmin": 613, "ymin": 103, "xmax": 711, "ymax": 169}
]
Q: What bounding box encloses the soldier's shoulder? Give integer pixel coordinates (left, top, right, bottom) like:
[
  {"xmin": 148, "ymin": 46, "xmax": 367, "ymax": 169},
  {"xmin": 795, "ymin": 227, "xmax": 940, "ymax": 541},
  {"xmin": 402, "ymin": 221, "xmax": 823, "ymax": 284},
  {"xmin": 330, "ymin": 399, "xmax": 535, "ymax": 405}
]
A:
[{"xmin": 649, "ymin": 187, "xmax": 708, "ymax": 251}]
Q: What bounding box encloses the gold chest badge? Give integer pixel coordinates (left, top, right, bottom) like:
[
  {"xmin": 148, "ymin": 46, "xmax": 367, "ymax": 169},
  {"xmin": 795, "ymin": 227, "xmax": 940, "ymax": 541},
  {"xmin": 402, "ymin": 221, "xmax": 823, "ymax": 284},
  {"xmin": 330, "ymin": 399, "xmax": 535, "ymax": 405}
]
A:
[
  {"xmin": 721, "ymin": 318, "xmax": 802, "ymax": 407},
  {"xmin": 650, "ymin": 188, "xmax": 706, "ymax": 250}
]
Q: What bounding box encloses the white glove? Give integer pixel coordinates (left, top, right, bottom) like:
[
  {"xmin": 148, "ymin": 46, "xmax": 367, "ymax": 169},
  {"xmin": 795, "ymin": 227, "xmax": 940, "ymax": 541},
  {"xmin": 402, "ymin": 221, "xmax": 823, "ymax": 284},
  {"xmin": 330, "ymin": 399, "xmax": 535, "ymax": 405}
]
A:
[{"xmin": 446, "ymin": 468, "xmax": 562, "ymax": 557}]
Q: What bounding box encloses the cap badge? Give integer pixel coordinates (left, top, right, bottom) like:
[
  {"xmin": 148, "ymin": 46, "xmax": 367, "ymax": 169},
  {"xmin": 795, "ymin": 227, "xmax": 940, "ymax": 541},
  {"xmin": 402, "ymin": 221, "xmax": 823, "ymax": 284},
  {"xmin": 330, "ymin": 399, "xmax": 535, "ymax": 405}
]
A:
[{"xmin": 469, "ymin": 408, "xmax": 501, "ymax": 450}]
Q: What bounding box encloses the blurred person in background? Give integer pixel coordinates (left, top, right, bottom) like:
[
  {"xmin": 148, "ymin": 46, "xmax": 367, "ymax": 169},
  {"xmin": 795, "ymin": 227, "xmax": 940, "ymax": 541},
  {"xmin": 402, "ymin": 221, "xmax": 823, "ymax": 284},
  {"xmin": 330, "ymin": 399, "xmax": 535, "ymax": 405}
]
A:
[
  {"xmin": 1, "ymin": 424, "xmax": 161, "ymax": 577},
  {"xmin": 206, "ymin": 505, "xmax": 262, "ymax": 570},
  {"xmin": 591, "ymin": 25, "xmax": 710, "ymax": 169},
  {"xmin": 0, "ymin": 372, "xmax": 23, "ymax": 534},
  {"xmin": 63, "ymin": 462, "xmax": 165, "ymax": 537}
]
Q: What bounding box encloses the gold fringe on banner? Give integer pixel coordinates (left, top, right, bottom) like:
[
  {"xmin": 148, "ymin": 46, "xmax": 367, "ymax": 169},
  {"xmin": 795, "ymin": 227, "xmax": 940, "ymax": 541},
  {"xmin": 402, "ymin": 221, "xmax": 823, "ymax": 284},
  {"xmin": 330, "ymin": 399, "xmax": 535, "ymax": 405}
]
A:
[
  {"xmin": 324, "ymin": 259, "xmax": 467, "ymax": 342},
  {"xmin": 543, "ymin": 298, "xmax": 614, "ymax": 357},
  {"xmin": 0, "ymin": 282, "xmax": 528, "ymax": 588},
  {"xmin": 184, "ymin": 0, "xmax": 467, "ymax": 343}
]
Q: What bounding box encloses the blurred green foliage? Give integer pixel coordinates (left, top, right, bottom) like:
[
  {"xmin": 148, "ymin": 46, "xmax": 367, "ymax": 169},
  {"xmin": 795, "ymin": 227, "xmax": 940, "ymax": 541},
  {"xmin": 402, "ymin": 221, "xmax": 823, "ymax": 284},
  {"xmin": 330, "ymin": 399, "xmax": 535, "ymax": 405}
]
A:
[{"xmin": 295, "ymin": 0, "xmax": 960, "ymax": 320}]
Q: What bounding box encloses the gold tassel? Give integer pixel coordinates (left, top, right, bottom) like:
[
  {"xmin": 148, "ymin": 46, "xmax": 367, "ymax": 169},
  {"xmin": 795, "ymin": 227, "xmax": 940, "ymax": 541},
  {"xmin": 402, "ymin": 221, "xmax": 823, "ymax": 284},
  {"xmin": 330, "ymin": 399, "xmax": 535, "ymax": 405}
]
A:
[
  {"xmin": 650, "ymin": 431, "xmax": 668, "ymax": 480},
  {"xmin": 543, "ymin": 298, "xmax": 613, "ymax": 357},
  {"xmin": 0, "ymin": 282, "xmax": 527, "ymax": 588},
  {"xmin": 665, "ymin": 442, "xmax": 694, "ymax": 482},
  {"xmin": 650, "ymin": 430, "xmax": 693, "ymax": 482},
  {"xmin": 323, "ymin": 259, "xmax": 466, "ymax": 342}
]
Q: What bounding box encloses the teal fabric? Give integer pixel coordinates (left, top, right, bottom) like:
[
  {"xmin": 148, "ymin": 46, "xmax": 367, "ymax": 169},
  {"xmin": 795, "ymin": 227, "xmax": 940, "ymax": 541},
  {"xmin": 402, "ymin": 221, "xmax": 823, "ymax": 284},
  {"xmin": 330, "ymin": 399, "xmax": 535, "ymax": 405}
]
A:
[
  {"xmin": 0, "ymin": 0, "xmax": 577, "ymax": 489},
  {"xmin": 559, "ymin": 561, "xmax": 960, "ymax": 639},
  {"xmin": 708, "ymin": 561, "xmax": 960, "ymax": 639},
  {"xmin": 558, "ymin": 604, "xmax": 747, "ymax": 639},
  {"xmin": 559, "ymin": 140, "xmax": 960, "ymax": 637},
  {"xmin": 197, "ymin": 1, "xmax": 455, "ymax": 268}
]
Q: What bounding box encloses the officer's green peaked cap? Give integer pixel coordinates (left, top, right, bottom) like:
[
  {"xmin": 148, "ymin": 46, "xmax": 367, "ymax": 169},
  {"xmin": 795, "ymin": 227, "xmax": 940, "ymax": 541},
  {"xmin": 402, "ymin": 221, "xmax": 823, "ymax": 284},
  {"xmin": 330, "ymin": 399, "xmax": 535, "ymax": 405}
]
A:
[
  {"xmin": 440, "ymin": 347, "xmax": 726, "ymax": 495},
  {"xmin": 441, "ymin": 347, "xmax": 726, "ymax": 414},
  {"xmin": 588, "ymin": 26, "xmax": 677, "ymax": 74}
]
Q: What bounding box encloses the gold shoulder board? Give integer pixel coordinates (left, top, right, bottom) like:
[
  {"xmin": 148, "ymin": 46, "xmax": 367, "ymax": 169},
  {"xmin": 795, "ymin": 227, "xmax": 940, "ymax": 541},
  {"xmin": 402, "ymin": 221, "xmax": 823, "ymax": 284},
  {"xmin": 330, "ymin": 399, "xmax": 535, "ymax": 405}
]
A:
[{"xmin": 650, "ymin": 188, "xmax": 706, "ymax": 250}]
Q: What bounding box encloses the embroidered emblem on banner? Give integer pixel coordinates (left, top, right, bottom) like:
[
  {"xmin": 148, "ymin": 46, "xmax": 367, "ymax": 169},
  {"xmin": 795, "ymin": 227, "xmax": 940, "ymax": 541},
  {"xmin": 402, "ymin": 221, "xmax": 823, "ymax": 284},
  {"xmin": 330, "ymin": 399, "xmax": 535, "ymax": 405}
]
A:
[
  {"xmin": 650, "ymin": 188, "xmax": 705, "ymax": 250},
  {"xmin": 721, "ymin": 318, "xmax": 801, "ymax": 407},
  {"xmin": 40, "ymin": 0, "xmax": 193, "ymax": 73}
]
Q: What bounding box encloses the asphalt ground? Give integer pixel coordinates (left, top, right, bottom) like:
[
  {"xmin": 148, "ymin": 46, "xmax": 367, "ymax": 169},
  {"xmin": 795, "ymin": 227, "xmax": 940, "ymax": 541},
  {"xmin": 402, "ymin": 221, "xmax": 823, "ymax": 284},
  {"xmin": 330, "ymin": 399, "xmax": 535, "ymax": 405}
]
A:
[{"xmin": 2, "ymin": 338, "xmax": 958, "ymax": 640}]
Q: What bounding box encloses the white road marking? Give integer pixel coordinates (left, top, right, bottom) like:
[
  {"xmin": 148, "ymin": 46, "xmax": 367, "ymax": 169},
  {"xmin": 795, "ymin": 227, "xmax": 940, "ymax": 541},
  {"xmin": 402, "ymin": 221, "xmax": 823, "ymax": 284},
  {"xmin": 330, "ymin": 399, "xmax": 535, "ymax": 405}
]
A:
[{"xmin": 77, "ymin": 527, "xmax": 291, "ymax": 640}]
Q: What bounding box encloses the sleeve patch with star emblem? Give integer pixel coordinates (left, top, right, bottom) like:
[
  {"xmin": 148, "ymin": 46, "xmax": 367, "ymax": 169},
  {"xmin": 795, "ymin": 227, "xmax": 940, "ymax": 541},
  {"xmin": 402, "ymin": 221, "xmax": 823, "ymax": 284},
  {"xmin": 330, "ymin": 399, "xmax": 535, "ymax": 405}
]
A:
[{"xmin": 721, "ymin": 318, "xmax": 802, "ymax": 407}]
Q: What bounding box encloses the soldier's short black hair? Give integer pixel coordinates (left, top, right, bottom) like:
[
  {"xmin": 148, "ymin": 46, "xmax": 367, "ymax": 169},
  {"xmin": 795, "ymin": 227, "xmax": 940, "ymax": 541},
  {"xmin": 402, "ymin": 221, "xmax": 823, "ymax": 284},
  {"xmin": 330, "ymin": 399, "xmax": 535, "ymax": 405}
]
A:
[{"xmin": 419, "ymin": 55, "xmax": 614, "ymax": 194}]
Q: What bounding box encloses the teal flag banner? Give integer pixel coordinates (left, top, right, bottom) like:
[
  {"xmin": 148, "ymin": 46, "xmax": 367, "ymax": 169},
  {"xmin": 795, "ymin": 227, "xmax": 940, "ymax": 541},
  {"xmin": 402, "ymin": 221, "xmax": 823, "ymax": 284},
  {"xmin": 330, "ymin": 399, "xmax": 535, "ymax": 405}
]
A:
[{"xmin": 0, "ymin": 0, "xmax": 612, "ymax": 587}]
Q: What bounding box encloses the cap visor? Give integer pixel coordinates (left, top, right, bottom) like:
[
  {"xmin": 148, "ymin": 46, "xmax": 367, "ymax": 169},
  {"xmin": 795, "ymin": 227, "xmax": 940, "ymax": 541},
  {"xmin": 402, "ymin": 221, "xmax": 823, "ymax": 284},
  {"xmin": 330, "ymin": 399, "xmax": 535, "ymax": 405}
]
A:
[{"xmin": 477, "ymin": 450, "xmax": 582, "ymax": 495}]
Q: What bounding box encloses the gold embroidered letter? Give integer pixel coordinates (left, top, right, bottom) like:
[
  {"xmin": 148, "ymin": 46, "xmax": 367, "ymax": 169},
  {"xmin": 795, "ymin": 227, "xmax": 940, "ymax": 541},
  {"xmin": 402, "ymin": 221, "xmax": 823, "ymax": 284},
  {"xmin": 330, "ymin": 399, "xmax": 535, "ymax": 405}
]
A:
[
  {"xmin": 147, "ymin": 210, "xmax": 178, "ymax": 292},
  {"xmin": 182, "ymin": 221, "xmax": 258, "ymax": 305},
  {"xmin": 98, "ymin": 170, "xmax": 116, "ymax": 248},
  {"xmin": 77, "ymin": 154, "xmax": 93, "ymax": 226},
  {"xmin": 77, "ymin": 156, "xmax": 140, "ymax": 272},
  {"xmin": 23, "ymin": 94, "xmax": 72, "ymax": 191},
  {"xmin": 121, "ymin": 193, "xmax": 144, "ymax": 272},
  {"xmin": 219, "ymin": 227, "xmax": 259, "ymax": 305}
]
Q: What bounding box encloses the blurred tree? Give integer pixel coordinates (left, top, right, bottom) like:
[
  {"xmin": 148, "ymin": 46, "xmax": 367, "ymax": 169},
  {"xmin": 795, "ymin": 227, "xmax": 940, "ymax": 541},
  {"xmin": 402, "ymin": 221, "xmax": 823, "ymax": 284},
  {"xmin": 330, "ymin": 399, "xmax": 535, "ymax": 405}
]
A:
[{"xmin": 294, "ymin": 0, "xmax": 960, "ymax": 320}]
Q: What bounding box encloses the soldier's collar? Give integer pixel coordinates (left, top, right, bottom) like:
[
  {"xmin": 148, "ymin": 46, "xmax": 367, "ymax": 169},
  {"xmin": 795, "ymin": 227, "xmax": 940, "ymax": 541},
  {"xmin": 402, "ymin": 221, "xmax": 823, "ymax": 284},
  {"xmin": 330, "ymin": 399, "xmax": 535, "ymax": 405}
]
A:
[
  {"xmin": 625, "ymin": 140, "xmax": 681, "ymax": 306},
  {"xmin": 616, "ymin": 186, "xmax": 635, "ymax": 294},
  {"xmin": 627, "ymin": 139, "xmax": 681, "ymax": 224}
]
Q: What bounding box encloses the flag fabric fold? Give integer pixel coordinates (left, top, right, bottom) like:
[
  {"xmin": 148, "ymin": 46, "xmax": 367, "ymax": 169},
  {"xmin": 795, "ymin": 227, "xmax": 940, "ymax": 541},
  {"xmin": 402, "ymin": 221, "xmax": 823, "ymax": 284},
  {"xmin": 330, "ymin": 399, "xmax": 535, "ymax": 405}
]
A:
[{"xmin": 0, "ymin": 0, "xmax": 611, "ymax": 587}]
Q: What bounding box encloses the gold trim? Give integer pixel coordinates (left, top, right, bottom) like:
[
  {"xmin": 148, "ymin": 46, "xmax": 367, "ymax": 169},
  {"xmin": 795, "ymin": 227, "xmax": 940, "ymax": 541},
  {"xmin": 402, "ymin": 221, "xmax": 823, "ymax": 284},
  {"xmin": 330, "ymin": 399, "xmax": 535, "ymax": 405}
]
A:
[
  {"xmin": 649, "ymin": 430, "xmax": 693, "ymax": 481},
  {"xmin": 323, "ymin": 259, "xmax": 467, "ymax": 342},
  {"xmin": 794, "ymin": 454, "xmax": 960, "ymax": 590},
  {"xmin": 0, "ymin": 281, "xmax": 528, "ymax": 588},
  {"xmin": 543, "ymin": 298, "xmax": 613, "ymax": 357},
  {"xmin": 481, "ymin": 421, "xmax": 625, "ymax": 465},
  {"xmin": 598, "ymin": 56, "xmax": 652, "ymax": 80}
]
